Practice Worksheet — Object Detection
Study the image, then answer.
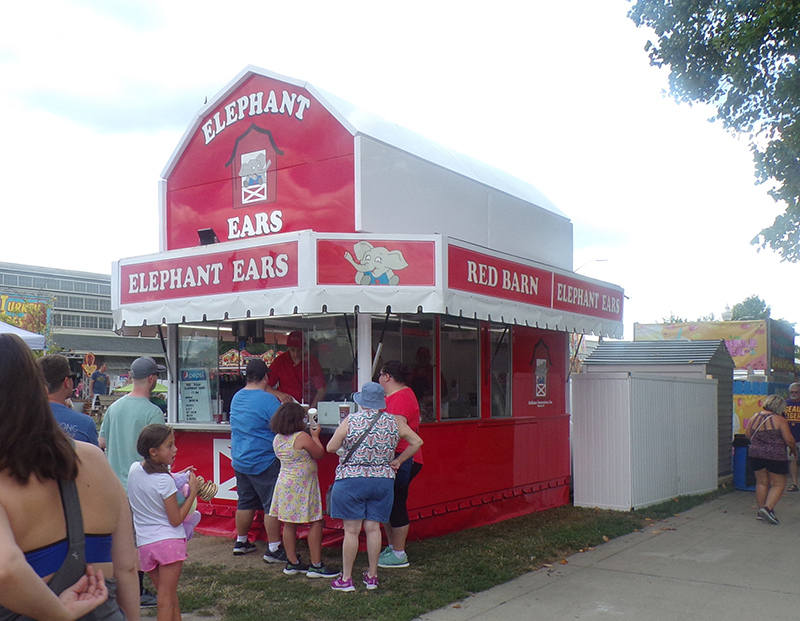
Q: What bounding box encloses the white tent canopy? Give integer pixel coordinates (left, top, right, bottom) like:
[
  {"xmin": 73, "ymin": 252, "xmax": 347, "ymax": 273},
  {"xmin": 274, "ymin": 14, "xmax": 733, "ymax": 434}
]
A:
[{"xmin": 0, "ymin": 320, "xmax": 46, "ymax": 350}]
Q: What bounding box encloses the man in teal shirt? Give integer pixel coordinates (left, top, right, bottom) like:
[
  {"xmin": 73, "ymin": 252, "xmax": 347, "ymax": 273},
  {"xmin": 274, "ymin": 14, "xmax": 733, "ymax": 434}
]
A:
[
  {"xmin": 99, "ymin": 357, "xmax": 166, "ymax": 489},
  {"xmin": 99, "ymin": 356, "xmax": 165, "ymax": 607}
]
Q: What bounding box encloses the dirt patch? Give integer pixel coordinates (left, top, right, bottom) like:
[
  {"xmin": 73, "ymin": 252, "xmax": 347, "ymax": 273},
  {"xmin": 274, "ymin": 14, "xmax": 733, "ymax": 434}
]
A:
[
  {"xmin": 186, "ymin": 533, "xmax": 262, "ymax": 569},
  {"xmin": 185, "ymin": 532, "xmax": 342, "ymax": 569},
  {"xmin": 141, "ymin": 535, "xmax": 267, "ymax": 621}
]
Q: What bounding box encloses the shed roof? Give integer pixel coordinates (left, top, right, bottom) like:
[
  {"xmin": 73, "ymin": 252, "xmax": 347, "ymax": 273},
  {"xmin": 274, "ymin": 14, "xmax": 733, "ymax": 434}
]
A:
[{"xmin": 584, "ymin": 340, "xmax": 734, "ymax": 368}]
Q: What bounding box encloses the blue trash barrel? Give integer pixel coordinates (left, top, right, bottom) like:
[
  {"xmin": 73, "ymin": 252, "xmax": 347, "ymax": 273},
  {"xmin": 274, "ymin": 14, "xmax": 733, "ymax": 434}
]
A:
[{"xmin": 732, "ymin": 435, "xmax": 755, "ymax": 491}]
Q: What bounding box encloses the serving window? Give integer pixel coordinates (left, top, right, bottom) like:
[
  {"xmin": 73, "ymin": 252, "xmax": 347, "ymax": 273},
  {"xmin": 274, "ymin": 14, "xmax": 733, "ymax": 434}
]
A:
[
  {"xmin": 370, "ymin": 314, "xmax": 439, "ymax": 421},
  {"xmin": 370, "ymin": 314, "xmax": 512, "ymax": 422},
  {"xmin": 440, "ymin": 318, "xmax": 480, "ymax": 420},
  {"xmin": 176, "ymin": 324, "xmax": 224, "ymax": 423},
  {"xmin": 174, "ymin": 316, "xmax": 360, "ymax": 424},
  {"xmin": 170, "ymin": 313, "xmax": 564, "ymax": 426}
]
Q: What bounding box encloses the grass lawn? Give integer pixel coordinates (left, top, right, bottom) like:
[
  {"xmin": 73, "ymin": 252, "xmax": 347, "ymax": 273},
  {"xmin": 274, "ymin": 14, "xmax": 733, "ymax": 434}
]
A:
[{"xmin": 177, "ymin": 486, "xmax": 730, "ymax": 620}]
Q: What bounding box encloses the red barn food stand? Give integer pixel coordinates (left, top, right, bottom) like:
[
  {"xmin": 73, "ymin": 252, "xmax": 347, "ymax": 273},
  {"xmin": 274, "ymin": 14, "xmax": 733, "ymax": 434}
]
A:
[{"xmin": 113, "ymin": 66, "xmax": 624, "ymax": 542}]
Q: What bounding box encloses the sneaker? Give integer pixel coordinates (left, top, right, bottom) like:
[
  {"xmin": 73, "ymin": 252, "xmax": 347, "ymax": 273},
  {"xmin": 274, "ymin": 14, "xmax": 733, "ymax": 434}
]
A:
[
  {"xmin": 377, "ymin": 550, "xmax": 410, "ymax": 568},
  {"xmin": 283, "ymin": 559, "xmax": 310, "ymax": 576},
  {"xmin": 331, "ymin": 576, "xmax": 355, "ymax": 592},
  {"xmin": 139, "ymin": 589, "xmax": 158, "ymax": 608},
  {"xmin": 760, "ymin": 507, "xmax": 780, "ymax": 525},
  {"xmin": 378, "ymin": 546, "xmax": 393, "ymax": 562},
  {"xmin": 233, "ymin": 540, "xmax": 257, "ymax": 556},
  {"xmin": 362, "ymin": 571, "xmax": 379, "ymax": 590},
  {"xmin": 307, "ymin": 563, "xmax": 340, "ymax": 579},
  {"xmin": 263, "ymin": 546, "xmax": 289, "ymax": 563}
]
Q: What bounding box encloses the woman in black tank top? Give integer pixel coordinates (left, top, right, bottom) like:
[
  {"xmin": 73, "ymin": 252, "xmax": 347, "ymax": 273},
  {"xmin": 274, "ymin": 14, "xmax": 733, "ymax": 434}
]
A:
[{"xmin": 745, "ymin": 394, "xmax": 797, "ymax": 525}]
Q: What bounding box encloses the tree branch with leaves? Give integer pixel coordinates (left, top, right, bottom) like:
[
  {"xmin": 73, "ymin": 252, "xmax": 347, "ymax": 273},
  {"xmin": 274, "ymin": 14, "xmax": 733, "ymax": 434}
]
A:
[{"xmin": 628, "ymin": 0, "xmax": 800, "ymax": 260}]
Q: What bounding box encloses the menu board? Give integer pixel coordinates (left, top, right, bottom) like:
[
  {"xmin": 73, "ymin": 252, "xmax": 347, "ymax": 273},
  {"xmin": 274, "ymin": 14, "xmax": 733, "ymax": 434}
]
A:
[{"xmin": 180, "ymin": 368, "xmax": 212, "ymax": 422}]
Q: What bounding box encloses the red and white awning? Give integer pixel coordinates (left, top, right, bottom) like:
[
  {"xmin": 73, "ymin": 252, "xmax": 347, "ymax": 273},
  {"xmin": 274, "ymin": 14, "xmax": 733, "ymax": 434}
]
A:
[{"xmin": 113, "ymin": 231, "xmax": 623, "ymax": 338}]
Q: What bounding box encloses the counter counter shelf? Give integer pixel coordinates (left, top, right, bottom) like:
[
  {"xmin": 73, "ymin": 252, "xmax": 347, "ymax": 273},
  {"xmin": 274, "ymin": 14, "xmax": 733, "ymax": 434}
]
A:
[
  {"xmin": 172, "ymin": 422, "xmax": 230, "ymax": 432},
  {"xmin": 170, "ymin": 422, "xmax": 339, "ymax": 434},
  {"xmin": 316, "ymin": 401, "xmax": 355, "ymax": 425}
]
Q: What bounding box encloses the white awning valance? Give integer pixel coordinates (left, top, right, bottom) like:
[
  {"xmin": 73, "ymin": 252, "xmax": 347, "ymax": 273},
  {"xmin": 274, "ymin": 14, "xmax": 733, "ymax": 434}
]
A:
[{"xmin": 113, "ymin": 232, "xmax": 624, "ymax": 338}]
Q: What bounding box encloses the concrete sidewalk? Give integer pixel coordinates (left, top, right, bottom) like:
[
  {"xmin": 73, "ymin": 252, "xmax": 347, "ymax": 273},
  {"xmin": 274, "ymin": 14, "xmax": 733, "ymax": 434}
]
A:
[{"xmin": 418, "ymin": 489, "xmax": 800, "ymax": 620}]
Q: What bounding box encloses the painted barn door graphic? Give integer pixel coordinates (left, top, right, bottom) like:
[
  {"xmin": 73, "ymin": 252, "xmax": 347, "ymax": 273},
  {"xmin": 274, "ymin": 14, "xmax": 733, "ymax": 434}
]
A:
[
  {"xmin": 511, "ymin": 327, "xmax": 566, "ymax": 416},
  {"xmin": 531, "ymin": 338, "xmax": 553, "ymax": 399},
  {"xmin": 226, "ymin": 124, "xmax": 283, "ymax": 208}
]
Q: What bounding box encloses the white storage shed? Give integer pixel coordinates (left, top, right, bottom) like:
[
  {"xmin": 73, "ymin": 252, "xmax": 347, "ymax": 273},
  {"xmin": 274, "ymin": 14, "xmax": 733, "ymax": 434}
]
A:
[
  {"xmin": 572, "ymin": 372, "xmax": 718, "ymax": 511},
  {"xmin": 580, "ymin": 340, "xmax": 734, "ymax": 477}
]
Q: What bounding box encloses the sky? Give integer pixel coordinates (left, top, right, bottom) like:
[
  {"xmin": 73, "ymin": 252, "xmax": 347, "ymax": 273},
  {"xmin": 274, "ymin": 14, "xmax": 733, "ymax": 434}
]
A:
[{"xmin": 1, "ymin": 0, "xmax": 796, "ymax": 339}]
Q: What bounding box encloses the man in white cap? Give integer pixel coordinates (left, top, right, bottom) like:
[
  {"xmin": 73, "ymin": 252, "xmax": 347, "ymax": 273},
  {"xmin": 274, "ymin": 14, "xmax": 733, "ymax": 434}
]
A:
[{"xmin": 99, "ymin": 356, "xmax": 166, "ymax": 607}]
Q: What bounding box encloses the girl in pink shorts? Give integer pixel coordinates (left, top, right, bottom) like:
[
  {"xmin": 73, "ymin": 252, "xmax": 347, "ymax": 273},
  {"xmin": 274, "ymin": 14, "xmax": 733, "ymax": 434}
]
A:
[{"xmin": 128, "ymin": 424, "xmax": 198, "ymax": 621}]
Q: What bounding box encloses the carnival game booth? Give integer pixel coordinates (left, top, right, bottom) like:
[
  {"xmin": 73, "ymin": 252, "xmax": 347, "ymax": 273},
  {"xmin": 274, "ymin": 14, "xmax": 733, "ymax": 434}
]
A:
[{"xmin": 113, "ymin": 66, "xmax": 624, "ymax": 542}]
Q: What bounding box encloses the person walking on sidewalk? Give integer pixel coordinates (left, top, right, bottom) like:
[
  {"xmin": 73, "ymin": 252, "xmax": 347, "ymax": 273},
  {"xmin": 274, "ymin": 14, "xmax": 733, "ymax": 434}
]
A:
[
  {"xmin": 783, "ymin": 383, "xmax": 800, "ymax": 491},
  {"xmin": 746, "ymin": 394, "xmax": 797, "ymax": 524},
  {"xmin": 229, "ymin": 358, "xmax": 287, "ymax": 563}
]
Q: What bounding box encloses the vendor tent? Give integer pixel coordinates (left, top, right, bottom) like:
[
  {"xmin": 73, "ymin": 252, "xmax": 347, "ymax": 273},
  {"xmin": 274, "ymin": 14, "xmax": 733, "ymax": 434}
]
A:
[{"xmin": 0, "ymin": 321, "xmax": 45, "ymax": 350}]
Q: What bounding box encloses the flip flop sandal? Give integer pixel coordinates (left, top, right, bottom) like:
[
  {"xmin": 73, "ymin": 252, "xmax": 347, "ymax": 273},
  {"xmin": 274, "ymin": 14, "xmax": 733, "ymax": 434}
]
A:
[{"xmin": 787, "ymin": 484, "xmax": 799, "ymax": 492}]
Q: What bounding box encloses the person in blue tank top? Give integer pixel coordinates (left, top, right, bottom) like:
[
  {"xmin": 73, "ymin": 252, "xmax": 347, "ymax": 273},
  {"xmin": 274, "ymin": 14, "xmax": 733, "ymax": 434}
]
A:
[{"xmin": 0, "ymin": 334, "xmax": 139, "ymax": 621}]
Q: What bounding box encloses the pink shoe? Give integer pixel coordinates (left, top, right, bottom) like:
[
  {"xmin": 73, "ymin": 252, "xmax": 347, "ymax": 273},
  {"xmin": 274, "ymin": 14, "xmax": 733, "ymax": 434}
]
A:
[
  {"xmin": 331, "ymin": 577, "xmax": 355, "ymax": 592},
  {"xmin": 362, "ymin": 571, "xmax": 378, "ymax": 590}
]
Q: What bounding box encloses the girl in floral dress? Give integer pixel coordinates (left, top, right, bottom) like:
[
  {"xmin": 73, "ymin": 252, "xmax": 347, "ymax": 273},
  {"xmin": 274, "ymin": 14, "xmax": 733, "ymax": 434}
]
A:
[{"xmin": 269, "ymin": 402, "xmax": 339, "ymax": 578}]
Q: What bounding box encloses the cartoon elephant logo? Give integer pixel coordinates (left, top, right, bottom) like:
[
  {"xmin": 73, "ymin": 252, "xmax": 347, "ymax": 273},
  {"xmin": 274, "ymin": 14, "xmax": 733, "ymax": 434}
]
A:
[{"xmin": 344, "ymin": 241, "xmax": 409, "ymax": 285}]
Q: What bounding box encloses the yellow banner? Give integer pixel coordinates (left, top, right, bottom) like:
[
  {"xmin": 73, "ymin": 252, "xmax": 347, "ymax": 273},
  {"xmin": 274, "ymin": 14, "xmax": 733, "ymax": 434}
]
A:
[
  {"xmin": 634, "ymin": 321, "xmax": 767, "ymax": 370},
  {"xmin": 734, "ymin": 394, "xmax": 765, "ymax": 435},
  {"xmin": 0, "ymin": 293, "xmax": 49, "ymax": 335}
]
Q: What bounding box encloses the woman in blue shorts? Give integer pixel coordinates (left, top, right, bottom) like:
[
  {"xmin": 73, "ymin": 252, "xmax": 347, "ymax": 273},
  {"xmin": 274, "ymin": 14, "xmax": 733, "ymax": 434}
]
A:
[
  {"xmin": 746, "ymin": 394, "xmax": 797, "ymax": 525},
  {"xmin": 326, "ymin": 382, "xmax": 422, "ymax": 592}
]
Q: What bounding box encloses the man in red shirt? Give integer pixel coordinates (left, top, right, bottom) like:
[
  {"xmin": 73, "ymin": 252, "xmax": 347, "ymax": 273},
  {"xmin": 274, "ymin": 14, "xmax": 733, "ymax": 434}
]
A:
[{"xmin": 268, "ymin": 331, "xmax": 327, "ymax": 407}]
